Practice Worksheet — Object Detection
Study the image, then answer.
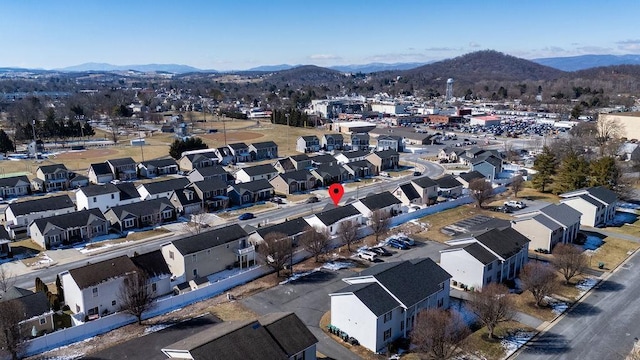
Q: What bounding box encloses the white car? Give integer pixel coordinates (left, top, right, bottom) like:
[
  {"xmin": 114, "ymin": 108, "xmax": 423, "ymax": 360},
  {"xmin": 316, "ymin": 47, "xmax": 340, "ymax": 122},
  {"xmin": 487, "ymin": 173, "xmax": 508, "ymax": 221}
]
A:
[
  {"xmin": 357, "ymin": 250, "xmax": 378, "ymax": 262},
  {"xmin": 504, "ymin": 200, "xmax": 526, "ymax": 209}
]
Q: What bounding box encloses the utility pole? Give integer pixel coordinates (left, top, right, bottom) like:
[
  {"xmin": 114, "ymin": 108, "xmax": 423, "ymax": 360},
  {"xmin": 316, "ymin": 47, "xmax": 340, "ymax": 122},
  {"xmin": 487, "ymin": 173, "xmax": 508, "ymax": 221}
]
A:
[
  {"xmin": 223, "ymin": 119, "xmax": 227, "ymax": 146},
  {"xmin": 285, "ymin": 113, "xmax": 290, "ymax": 153},
  {"xmin": 139, "ymin": 127, "xmax": 145, "ymax": 162}
]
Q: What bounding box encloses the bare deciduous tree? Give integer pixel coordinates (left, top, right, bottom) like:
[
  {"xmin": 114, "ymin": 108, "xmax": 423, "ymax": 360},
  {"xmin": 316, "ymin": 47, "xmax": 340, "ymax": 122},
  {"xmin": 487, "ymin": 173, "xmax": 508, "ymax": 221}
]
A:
[
  {"xmin": 258, "ymin": 232, "xmax": 292, "ymax": 277},
  {"xmin": 511, "ymin": 175, "xmax": 524, "ymax": 198},
  {"xmin": 0, "ymin": 300, "xmax": 26, "ymax": 360},
  {"xmin": 183, "ymin": 210, "xmax": 209, "ymax": 235},
  {"xmin": 118, "ymin": 271, "xmax": 155, "ymax": 325},
  {"xmin": 411, "ymin": 308, "xmax": 470, "ymax": 359},
  {"xmin": 552, "ymin": 244, "xmax": 587, "ymax": 285},
  {"xmin": 300, "ymin": 226, "xmax": 330, "ymax": 262},
  {"xmin": 337, "ymin": 221, "xmax": 358, "ymax": 252},
  {"xmin": 370, "ymin": 209, "xmax": 391, "ymax": 244},
  {"xmin": 468, "ymin": 179, "xmax": 494, "ymax": 209},
  {"xmin": 0, "ymin": 266, "xmax": 15, "ymax": 293},
  {"xmin": 468, "ymin": 283, "xmax": 514, "ymax": 339},
  {"xmin": 596, "ymin": 116, "xmax": 623, "ymax": 156},
  {"xmin": 520, "ymin": 262, "xmax": 558, "ymax": 307}
]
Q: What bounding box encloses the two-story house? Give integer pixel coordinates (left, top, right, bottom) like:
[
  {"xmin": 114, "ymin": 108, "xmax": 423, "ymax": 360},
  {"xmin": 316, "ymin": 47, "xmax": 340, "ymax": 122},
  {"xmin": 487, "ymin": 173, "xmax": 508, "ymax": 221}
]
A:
[
  {"xmin": 304, "ymin": 204, "xmax": 363, "ymax": 237},
  {"xmin": 104, "ymin": 198, "xmax": 176, "ymax": 233},
  {"xmin": 456, "ymin": 171, "xmax": 486, "ymax": 189},
  {"xmin": 5, "ymin": 195, "xmax": 76, "ymax": 238},
  {"xmin": 311, "ymin": 163, "xmax": 351, "ymax": 187},
  {"xmin": 0, "ymin": 175, "xmax": 31, "ymax": 199},
  {"xmin": 334, "ymin": 150, "xmax": 370, "ymax": 165},
  {"xmin": 60, "ymin": 255, "xmax": 139, "ymax": 319},
  {"xmin": 213, "ymin": 147, "xmax": 234, "ymax": 165},
  {"xmin": 76, "ymin": 183, "xmax": 122, "ymax": 212},
  {"xmin": 344, "ymin": 160, "xmax": 377, "ymax": 178},
  {"xmin": 161, "ymin": 224, "xmax": 252, "ymax": 284},
  {"xmin": 435, "ymin": 175, "xmax": 464, "ymax": 198},
  {"xmin": 350, "ymin": 133, "xmax": 370, "ymax": 151},
  {"xmin": 228, "ymin": 179, "xmax": 274, "ymax": 207},
  {"xmin": 310, "ymin": 154, "xmax": 338, "ymax": 167},
  {"xmin": 439, "ymin": 227, "xmax": 530, "ymax": 291},
  {"xmin": 321, "ymin": 133, "xmax": 344, "ymax": 151},
  {"xmin": 169, "ymin": 187, "xmax": 203, "ymax": 215},
  {"xmin": 329, "ymin": 258, "xmax": 451, "ymax": 353},
  {"xmin": 179, "ymin": 151, "xmax": 220, "ymax": 171},
  {"xmin": 189, "ymin": 179, "xmax": 229, "ymax": 211},
  {"xmin": 248, "ymin": 217, "xmax": 312, "ymax": 247},
  {"xmin": 137, "ymin": 158, "xmax": 179, "ymax": 178},
  {"xmin": 137, "ymin": 177, "xmax": 190, "ymax": 200},
  {"xmin": 438, "ymin": 148, "xmax": 465, "ymax": 163},
  {"xmin": 471, "ymin": 155, "xmax": 503, "ymax": 182},
  {"xmin": 2, "ymin": 287, "xmax": 54, "ymax": 338},
  {"xmin": 392, "ymin": 176, "xmax": 438, "ymax": 206},
  {"xmin": 29, "ymin": 208, "xmax": 109, "ymax": 249},
  {"xmin": 106, "ymin": 158, "xmax": 137, "ymax": 181},
  {"xmin": 366, "ymin": 150, "xmax": 399, "ymax": 173},
  {"xmin": 186, "ymin": 165, "xmax": 230, "ymax": 184},
  {"xmin": 227, "ymin": 143, "xmax": 251, "ymax": 163},
  {"xmin": 296, "ymin": 136, "xmax": 320, "ymax": 153},
  {"xmin": 249, "ymin": 141, "xmax": 278, "ymax": 160},
  {"xmin": 559, "ymin": 186, "xmax": 618, "ymax": 227},
  {"xmin": 273, "ymin": 154, "xmax": 312, "ymax": 174},
  {"xmin": 511, "ymin": 204, "xmax": 582, "ymax": 252},
  {"xmin": 235, "ymin": 164, "xmax": 279, "ymax": 183},
  {"xmin": 131, "ymin": 250, "xmax": 173, "ymax": 297},
  {"xmin": 269, "ymin": 170, "xmax": 316, "ymax": 195},
  {"xmin": 352, "ymin": 191, "xmax": 402, "ymax": 219},
  {"xmin": 376, "ymin": 135, "xmax": 404, "ymax": 152},
  {"xmin": 34, "ymin": 164, "xmax": 71, "ymax": 192},
  {"xmin": 88, "ymin": 163, "xmax": 115, "ymax": 184}
]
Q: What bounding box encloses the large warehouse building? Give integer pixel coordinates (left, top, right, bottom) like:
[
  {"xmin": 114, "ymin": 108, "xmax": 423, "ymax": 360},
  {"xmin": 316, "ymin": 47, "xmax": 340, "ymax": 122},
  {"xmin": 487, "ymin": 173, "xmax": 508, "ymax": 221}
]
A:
[{"xmin": 599, "ymin": 112, "xmax": 640, "ymax": 141}]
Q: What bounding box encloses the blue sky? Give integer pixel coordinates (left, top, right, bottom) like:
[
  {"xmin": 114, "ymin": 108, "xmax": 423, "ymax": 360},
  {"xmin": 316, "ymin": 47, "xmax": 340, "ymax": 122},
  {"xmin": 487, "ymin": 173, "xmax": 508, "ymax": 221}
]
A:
[{"xmin": 1, "ymin": 0, "xmax": 639, "ymax": 70}]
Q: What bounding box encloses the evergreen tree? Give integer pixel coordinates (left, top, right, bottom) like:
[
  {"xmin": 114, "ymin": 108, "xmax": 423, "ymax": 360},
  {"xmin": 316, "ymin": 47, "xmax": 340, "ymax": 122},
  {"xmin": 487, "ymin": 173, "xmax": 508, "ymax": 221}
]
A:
[
  {"xmin": 169, "ymin": 137, "xmax": 208, "ymax": 159},
  {"xmin": 589, "ymin": 156, "xmax": 620, "ymax": 190},
  {"xmin": 532, "ymin": 146, "xmax": 557, "ymax": 192},
  {"xmin": 0, "ymin": 130, "xmax": 15, "ymax": 155},
  {"xmin": 553, "ymin": 150, "xmax": 589, "ymax": 194}
]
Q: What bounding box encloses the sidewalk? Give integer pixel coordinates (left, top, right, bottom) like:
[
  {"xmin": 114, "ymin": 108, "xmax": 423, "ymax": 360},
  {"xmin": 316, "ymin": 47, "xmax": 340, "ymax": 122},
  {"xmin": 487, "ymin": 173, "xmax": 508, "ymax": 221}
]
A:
[{"xmin": 582, "ymin": 225, "xmax": 640, "ymax": 243}]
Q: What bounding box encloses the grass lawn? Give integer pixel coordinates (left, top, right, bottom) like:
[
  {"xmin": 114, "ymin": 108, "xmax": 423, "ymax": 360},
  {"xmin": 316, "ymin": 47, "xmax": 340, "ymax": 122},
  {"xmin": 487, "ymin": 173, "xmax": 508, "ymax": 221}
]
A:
[
  {"xmin": 415, "ymin": 205, "xmax": 513, "ymax": 243},
  {"xmin": 465, "ymin": 321, "xmax": 534, "ymax": 360},
  {"xmin": 508, "ymin": 292, "xmax": 556, "ymax": 322},
  {"xmin": 587, "ymin": 236, "xmax": 639, "ymax": 271},
  {"xmin": 217, "ymin": 202, "xmax": 277, "ymax": 218},
  {"xmin": 205, "ymin": 301, "xmax": 258, "ymax": 322},
  {"xmin": 343, "ymin": 178, "xmax": 380, "ymax": 189},
  {"xmin": 553, "ymin": 272, "xmax": 587, "ymax": 300},
  {"xmin": 514, "ymin": 186, "xmax": 561, "ymax": 203}
]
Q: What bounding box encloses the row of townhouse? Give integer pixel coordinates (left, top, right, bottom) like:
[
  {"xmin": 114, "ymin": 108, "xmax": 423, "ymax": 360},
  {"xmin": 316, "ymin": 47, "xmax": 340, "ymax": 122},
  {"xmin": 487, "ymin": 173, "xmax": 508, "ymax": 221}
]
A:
[
  {"xmin": 296, "ymin": 133, "xmax": 373, "ymax": 153},
  {"xmin": 177, "ymin": 141, "xmax": 279, "ymax": 171}
]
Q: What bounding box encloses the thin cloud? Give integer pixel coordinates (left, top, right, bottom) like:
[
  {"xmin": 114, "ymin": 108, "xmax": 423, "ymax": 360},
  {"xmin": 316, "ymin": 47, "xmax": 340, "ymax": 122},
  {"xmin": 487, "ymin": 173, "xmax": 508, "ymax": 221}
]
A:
[
  {"xmin": 308, "ymin": 54, "xmax": 342, "ymax": 60},
  {"xmin": 575, "ymin": 46, "xmax": 612, "ymax": 54},
  {"xmin": 425, "ymin": 47, "xmax": 456, "ymax": 51},
  {"xmin": 366, "ymin": 52, "xmax": 427, "ymax": 62},
  {"xmin": 468, "ymin": 42, "xmax": 481, "ymax": 48},
  {"xmin": 616, "ymin": 39, "xmax": 640, "ymax": 52}
]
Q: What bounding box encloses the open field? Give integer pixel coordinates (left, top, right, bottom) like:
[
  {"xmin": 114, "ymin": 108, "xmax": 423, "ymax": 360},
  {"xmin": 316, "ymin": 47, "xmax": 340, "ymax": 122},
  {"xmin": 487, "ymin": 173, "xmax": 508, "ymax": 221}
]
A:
[{"xmin": 415, "ymin": 205, "xmax": 513, "ymax": 243}]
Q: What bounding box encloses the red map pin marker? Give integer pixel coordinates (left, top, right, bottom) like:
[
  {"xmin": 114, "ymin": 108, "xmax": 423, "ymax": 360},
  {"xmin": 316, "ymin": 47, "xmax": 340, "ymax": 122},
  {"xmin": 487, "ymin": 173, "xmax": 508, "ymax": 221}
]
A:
[{"xmin": 328, "ymin": 183, "xmax": 344, "ymax": 206}]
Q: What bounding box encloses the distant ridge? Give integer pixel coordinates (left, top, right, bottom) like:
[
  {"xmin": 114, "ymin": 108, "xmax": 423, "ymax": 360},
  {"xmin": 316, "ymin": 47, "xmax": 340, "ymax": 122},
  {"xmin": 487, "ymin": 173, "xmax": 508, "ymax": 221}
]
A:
[
  {"xmin": 57, "ymin": 62, "xmax": 209, "ymax": 74},
  {"xmin": 329, "ymin": 62, "xmax": 428, "ymax": 73},
  {"xmin": 532, "ymin": 54, "xmax": 640, "ymax": 71}
]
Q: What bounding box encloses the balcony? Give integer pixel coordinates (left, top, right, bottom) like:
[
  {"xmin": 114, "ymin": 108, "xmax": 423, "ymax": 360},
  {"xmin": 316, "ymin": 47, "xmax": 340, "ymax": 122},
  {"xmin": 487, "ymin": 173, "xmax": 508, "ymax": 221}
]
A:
[{"xmin": 235, "ymin": 244, "xmax": 255, "ymax": 256}]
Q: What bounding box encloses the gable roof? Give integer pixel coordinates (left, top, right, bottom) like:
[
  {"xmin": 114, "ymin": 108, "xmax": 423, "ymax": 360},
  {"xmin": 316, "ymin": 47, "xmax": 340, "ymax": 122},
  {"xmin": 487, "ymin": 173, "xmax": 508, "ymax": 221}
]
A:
[
  {"xmin": 33, "ymin": 208, "xmax": 106, "ymax": 233},
  {"xmin": 239, "ymin": 164, "xmax": 278, "ymax": 177},
  {"xmin": 312, "ymin": 163, "xmax": 346, "ymax": 178},
  {"xmin": 172, "ymin": 188, "xmax": 202, "ymax": 206},
  {"xmin": 435, "ymin": 175, "xmax": 463, "ymax": 189},
  {"xmin": 8, "ymin": 291, "xmax": 51, "ymax": 320},
  {"xmin": 309, "ymin": 154, "xmax": 336, "ymax": 165},
  {"xmin": 458, "ymin": 171, "xmax": 486, "ymax": 182},
  {"xmin": 398, "ymin": 183, "xmax": 421, "ymax": 201},
  {"xmin": 358, "ymin": 191, "xmax": 401, "ymax": 210},
  {"xmin": 563, "ymin": 193, "xmax": 603, "ymax": 208},
  {"xmin": 475, "ymin": 228, "xmax": 530, "ymax": 259},
  {"xmin": 345, "ymin": 159, "xmax": 374, "ymax": 170},
  {"xmin": 8, "ymin": 195, "xmax": 74, "ymax": 216},
  {"xmin": 107, "ymin": 157, "xmax": 136, "ymax": 166},
  {"xmin": 412, "ymin": 176, "xmax": 437, "ymax": 188},
  {"xmin": 462, "ymin": 242, "xmax": 498, "ymax": 265},
  {"xmin": 79, "ymin": 183, "xmax": 119, "ymax": 197},
  {"xmin": 300, "ymin": 135, "xmax": 319, "ymax": 141},
  {"xmin": 190, "ymin": 165, "xmax": 228, "ymax": 177},
  {"xmin": 289, "ymin": 154, "xmax": 310, "ymax": 162},
  {"xmin": 185, "ymin": 151, "xmax": 218, "ymax": 162},
  {"xmin": 107, "ymin": 198, "xmax": 174, "ymax": 219},
  {"xmin": 68, "ymin": 255, "xmax": 138, "ymax": 289},
  {"xmin": 171, "ymin": 224, "xmax": 248, "ymax": 255},
  {"xmin": 323, "ymin": 133, "xmax": 344, "ymax": 141},
  {"xmin": 38, "ymin": 164, "xmax": 69, "ymax": 174},
  {"xmin": 228, "ymin": 142, "xmax": 248, "ymax": 150},
  {"xmin": 255, "ymin": 217, "xmax": 311, "ymax": 238},
  {"xmin": 531, "ymin": 213, "xmax": 563, "ymax": 231},
  {"xmin": 586, "ymin": 186, "xmax": 618, "ymax": 205},
  {"xmin": 139, "ymin": 178, "xmax": 190, "ymax": 195},
  {"xmin": 140, "ymin": 158, "xmax": 178, "ymax": 168},
  {"xmin": 340, "ymin": 150, "xmax": 370, "ymax": 159},
  {"xmin": 192, "ymin": 178, "xmax": 228, "ymax": 193},
  {"xmin": 115, "ymin": 182, "xmax": 141, "ymax": 201},
  {"xmin": 371, "ymin": 149, "xmax": 399, "ymax": 159},
  {"xmin": 230, "ymin": 179, "xmax": 273, "ymax": 193},
  {"xmin": 473, "ymin": 155, "xmax": 502, "ymax": 168},
  {"xmin": 277, "ymin": 169, "xmax": 313, "ymax": 182},
  {"xmin": 259, "ymin": 312, "xmax": 318, "ymax": 357},
  {"xmin": 250, "ymin": 141, "xmax": 278, "ymax": 149},
  {"xmin": 313, "ymin": 204, "xmax": 360, "ymax": 226},
  {"xmin": 538, "ymin": 203, "xmax": 582, "ymax": 228},
  {"xmin": 336, "ymin": 282, "xmax": 399, "ymax": 316},
  {"xmin": 0, "ymin": 175, "xmax": 30, "ymax": 188},
  {"xmin": 131, "ymin": 250, "xmax": 171, "ymax": 278}
]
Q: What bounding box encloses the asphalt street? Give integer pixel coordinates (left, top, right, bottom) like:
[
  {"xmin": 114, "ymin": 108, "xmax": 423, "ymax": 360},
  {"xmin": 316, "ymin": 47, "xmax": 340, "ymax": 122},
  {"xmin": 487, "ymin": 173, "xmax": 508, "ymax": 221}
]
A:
[{"xmin": 515, "ymin": 250, "xmax": 640, "ymax": 360}]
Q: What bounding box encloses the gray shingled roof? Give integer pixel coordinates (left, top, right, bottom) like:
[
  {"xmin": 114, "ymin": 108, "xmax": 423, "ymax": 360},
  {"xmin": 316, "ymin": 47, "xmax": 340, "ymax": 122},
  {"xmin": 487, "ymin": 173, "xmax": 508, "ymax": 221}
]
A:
[
  {"xmin": 475, "ymin": 228, "xmax": 530, "ymax": 259},
  {"xmin": 539, "ymin": 203, "xmax": 581, "ymax": 228},
  {"xmin": 412, "ymin": 176, "xmax": 437, "ymax": 188},
  {"xmin": 139, "ymin": 178, "xmax": 190, "ymax": 195},
  {"xmin": 8, "ymin": 195, "xmax": 74, "ymax": 216},
  {"xmin": 0, "ymin": 175, "xmax": 30, "ymax": 188},
  {"xmin": 255, "ymin": 218, "xmax": 310, "ymax": 238},
  {"xmin": 313, "ymin": 204, "xmax": 360, "ymax": 226},
  {"xmin": 435, "ymin": 175, "xmax": 463, "ymax": 189},
  {"xmin": 341, "ymin": 150, "xmax": 370, "ymax": 159},
  {"xmin": 141, "ymin": 158, "xmax": 178, "ymax": 168},
  {"xmin": 68, "ymin": 255, "xmax": 138, "ymax": 289},
  {"xmin": 358, "ymin": 191, "xmax": 401, "ymax": 210},
  {"xmin": 38, "ymin": 164, "xmax": 69, "ymax": 174},
  {"xmin": 239, "ymin": 164, "xmax": 278, "ymax": 177},
  {"xmin": 463, "ymin": 242, "xmax": 498, "ymax": 265},
  {"xmin": 131, "ymin": 250, "xmax": 171, "ymax": 278},
  {"xmin": 399, "ymin": 183, "xmax": 421, "ymax": 201},
  {"xmin": 278, "ymin": 169, "xmax": 313, "ymax": 182},
  {"xmin": 115, "ymin": 182, "xmax": 140, "ymax": 201},
  {"xmin": 107, "ymin": 157, "xmax": 136, "ymax": 166},
  {"xmin": 191, "ymin": 165, "xmax": 228, "ymax": 177},
  {"xmin": 310, "ymin": 154, "xmax": 336, "ymax": 165},
  {"xmin": 89, "ymin": 163, "xmax": 113, "ymax": 176},
  {"xmin": 259, "ymin": 312, "xmax": 318, "ymax": 357},
  {"xmin": 458, "ymin": 171, "xmax": 485, "ymax": 182},
  {"xmin": 171, "ymin": 224, "xmax": 248, "ymax": 255},
  {"xmin": 32, "ymin": 208, "xmax": 106, "ymax": 234},
  {"xmin": 587, "ymin": 186, "xmax": 618, "ymax": 205},
  {"xmin": 228, "ymin": 142, "xmax": 248, "ymax": 150},
  {"xmin": 532, "ymin": 214, "xmax": 563, "ymax": 231},
  {"xmin": 79, "ymin": 183, "xmax": 119, "ymax": 196},
  {"xmin": 337, "ymin": 282, "xmax": 399, "ymax": 316},
  {"xmin": 371, "ymin": 149, "xmax": 399, "ymax": 159},
  {"xmin": 231, "ymin": 179, "xmax": 273, "ymax": 193},
  {"xmin": 107, "ymin": 198, "xmax": 174, "ymax": 219},
  {"xmin": 192, "ymin": 179, "xmax": 228, "ymax": 193},
  {"xmin": 250, "ymin": 141, "xmax": 278, "ymax": 149}
]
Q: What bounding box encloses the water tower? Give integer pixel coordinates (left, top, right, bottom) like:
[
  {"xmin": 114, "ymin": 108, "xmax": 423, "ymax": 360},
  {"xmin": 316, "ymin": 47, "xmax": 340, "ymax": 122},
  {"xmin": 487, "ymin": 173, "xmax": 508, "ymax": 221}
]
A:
[{"xmin": 445, "ymin": 78, "xmax": 454, "ymax": 102}]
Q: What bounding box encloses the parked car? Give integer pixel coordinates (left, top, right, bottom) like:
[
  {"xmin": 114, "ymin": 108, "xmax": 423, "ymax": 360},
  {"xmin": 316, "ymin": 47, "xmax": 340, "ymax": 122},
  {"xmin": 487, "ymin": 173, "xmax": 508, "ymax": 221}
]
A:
[
  {"xmin": 238, "ymin": 212, "xmax": 255, "ymax": 220},
  {"xmin": 504, "ymin": 200, "xmax": 526, "ymax": 209},
  {"xmin": 396, "ymin": 236, "xmax": 415, "ymax": 246},
  {"xmin": 492, "ymin": 206, "xmax": 513, "ymax": 213},
  {"xmin": 386, "ymin": 238, "xmax": 409, "ymax": 250},
  {"xmin": 357, "ymin": 250, "xmax": 378, "ymax": 262},
  {"xmin": 305, "ymin": 196, "xmax": 319, "ymax": 204},
  {"xmin": 370, "ymin": 246, "xmax": 392, "ymax": 257},
  {"xmin": 270, "ymin": 197, "xmax": 284, "ymax": 204},
  {"xmin": 413, "ymin": 171, "xmax": 422, "ymax": 176}
]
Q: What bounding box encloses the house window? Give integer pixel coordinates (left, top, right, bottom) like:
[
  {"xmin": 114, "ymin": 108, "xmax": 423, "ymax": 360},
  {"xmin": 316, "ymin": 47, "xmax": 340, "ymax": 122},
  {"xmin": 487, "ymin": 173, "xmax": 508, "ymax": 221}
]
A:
[
  {"xmin": 162, "ymin": 211, "xmax": 172, "ymax": 220},
  {"xmin": 193, "ymin": 269, "xmax": 198, "ymax": 277},
  {"xmin": 383, "ymin": 328, "xmax": 392, "ymax": 341},
  {"xmin": 193, "ymin": 254, "xmax": 197, "ymax": 262},
  {"xmin": 112, "ymin": 300, "xmax": 116, "ymax": 306},
  {"xmin": 92, "ymin": 288, "xmax": 98, "ymax": 297},
  {"xmin": 93, "ymin": 197, "xmax": 97, "ymax": 203},
  {"xmin": 39, "ymin": 317, "xmax": 46, "ymax": 325},
  {"xmin": 111, "ymin": 194, "xmax": 115, "ymax": 199},
  {"xmin": 123, "ymin": 219, "xmax": 135, "ymax": 228},
  {"xmin": 169, "ymin": 251, "xmax": 174, "ymax": 260},
  {"xmin": 487, "ymin": 263, "xmax": 493, "ymax": 271},
  {"xmin": 383, "ymin": 311, "xmax": 392, "ymax": 323},
  {"xmin": 152, "ymin": 283, "xmax": 157, "ymax": 292}
]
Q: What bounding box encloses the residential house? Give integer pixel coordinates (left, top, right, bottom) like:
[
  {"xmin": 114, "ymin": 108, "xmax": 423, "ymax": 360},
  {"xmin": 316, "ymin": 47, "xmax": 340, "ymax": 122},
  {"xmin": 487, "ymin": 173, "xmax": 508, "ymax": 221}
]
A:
[
  {"xmin": 235, "ymin": 164, "xmax": 279, "ymax": 183},
  {"xmin": 438, "ymin": 147, "xmax": 465, "ymax": 163},
  {"xmin": 60, "ymin": 255, "xmax": 139, "ymax": 319},
  {"xmin": 366, "ymin": 150, "xmax": 399, "ymax": 173},
  {"xmin": 76, "ymin": 183, "xmax": 121, "ymax": 211},
  {"xmin": 456, "ymin": 171, "xmax": 486, "ymax": 188},
  {"xmin": 179, "ymin": 151, "xmax": 220, "ymax": 171},
  {"xmin": 296, "ymin": 136, "xmax": 320, "ymax": 153},
  {"xmin": 69, "ymin": 173, "xmax": 89, "ymax": 188},
  {"xmin": 189, "ymin": 179, "xmax": 229, "ymax": 211},
  {"xmin": 0, "ymin": 175, "xmax": 31, "ymax": 198},
  {"xmin": 34, "ymin": 164, "xmax": 71, "ymax": 192},
  {"xmin": 459, "ymin": 147, "xmax": 502, "ymax": 165},
  {"xmin": 161, "ymin": 312, "xmax": 317, "ymax": 360},
  {"xmin": 161, "ymin": 224, "xmax": 252, "ymax": 283},
  {"xmin": 248, "ymin": 217, "xmax": 312, "ymax": 247},
  {"xmin": 392, "ymin": 176, "xmax": 438, "ymax": 206},
  {"xmin": 106, "ymin": 158, "xmax": 137, "ymax": 181},
  {"xmin": 511, "ymin": 204, "xmax": 582, "ymax": 252},
  {"xmin": 228, "ymin": 179, "xmax": 274, "ymax": 207},
  {"xmin": 304, "ymin": 204, "xmax": 363, "ymax": 236},
  {"xmin": 186, "ymin": 165, "xmax": 230, "ymax": 184},
  {"xmin": 170, "ymin": 188, "xmax": 203, "ymax": 215},
  {"xmin": 1, "ymin": 287, "xmax": 54, "ymax": 338},
  {"xmin": 270, "ymin": 170, "xmax": 316, "ymax": 195},
  {"xmin": 0, "ymin": 227, "xmax": 11, "ymax": 257},
  {"xmin": 376, "ymin": 135, "xmax": 404, "ymax": 152},
  {"xmin": 273, "ymin": 154, "xmax": 312, "ymax": 174},
  {"xmin": 138, "ymin": 158, "xmax": 179, "ymax": 178},
  {"xmin": 227, "ymin": 142, "xmax": 251, "ymax": 163},
  {"xmin": 344, "ymin": 160, "xmax": 376, "ymax": 178},
  {"xmin": 29, "ymin": 209, "xmax": 109, "ymax": 249},
  {"xmin": 439, "ymin": 227, "xmax": 530, "ymax": 290},
  {"xmin": 213, "ymin": 147, "xmax": 234, "ymax": 165},
  {"xmin": 321, "ymin": 133, "xmax": 344, "ymax": 151},
  {"xmin": 5, "ymin": 195, "xmax": 75, "ymax": 238},
  {"xmin": 435, "ymin": 175, "xmax": 464, "ymax": 198},
  {"xmin": 352, "ymin": 191, "xmax": 402, "ymax": 219},
  {"xmin": 249, "ymin": 141, "xmax": 278, "ymax": 160},
  {"xmin": 310, "ymin": 154, "xmax": 338, "ymax": 166},
  {"xmin": 334, "ymin": 150, "xmax": 370, "ymax": 165},
  {"xmin": 329, "ymin": 258, "xmax": 451, "ymax": 353},
  {"xmin": 311, "ymin": 163, "xmax": 350, "ymax": 187},
  {"xmin": 104, "ymin": 198, "xmax": 176, "ymax": 233},
  {"xmin": 471, "ymin": 155, "xmax": 503, "ymax": 181},
  {"xmin": 131, "ymin": 250, "xmax": 173, "ymax": 297},
  {"xmin": 559, "ymin": 186, "xmax": 618, "ymax": 227},
  {"xmin": 137, "ymin": 177, "xmax": 190, "ymax": 200},
  {"xmin": 114, "ymin": 182, "xmax": 143, "ymax": 205},
  {"xmin": 350, "ymin": 133, "xmax": 370, "ymax": 151}
]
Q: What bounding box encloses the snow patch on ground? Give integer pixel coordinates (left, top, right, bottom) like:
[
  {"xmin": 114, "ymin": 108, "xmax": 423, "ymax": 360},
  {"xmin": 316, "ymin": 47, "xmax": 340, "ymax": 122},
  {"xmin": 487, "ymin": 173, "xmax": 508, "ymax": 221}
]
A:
[
  {"xmin": 322, "ymin": 261, "xmax": 354, "ymax": 271},
  {"xmin": 575, "ymin": 277, "xmax": 598, "ymax": 298},
  {"xmin": 501, "ymin": 330, "xmax": 536, "ymax": 358},
  {"xmin": 449, "ymin": 298, "xmax": 479, "ymax": 326},
  {"xmin": 144, "ymin": 322, "xmax": 176, "ymax": 334},
  {"xmin": 78, "ymin": 240, "xmax": 134, "ymax": 254},
  {"xmin": 279, "ymin": 269, "xmax": 317, "ymax": 285},
  {"xmin": 544, "ymin": 296, "xmax": 568, "ymax": 315}
]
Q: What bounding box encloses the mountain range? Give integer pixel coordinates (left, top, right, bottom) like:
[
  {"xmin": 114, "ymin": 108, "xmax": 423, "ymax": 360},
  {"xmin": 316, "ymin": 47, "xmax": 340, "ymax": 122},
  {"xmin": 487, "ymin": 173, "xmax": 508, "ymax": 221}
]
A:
[
  {"xmin": 56, "ymin": 62, "xmax": 207, "ymax": 74},
  {"xmin": 531, "ymin": 54, "xmax": 640, "ymax": 71}
]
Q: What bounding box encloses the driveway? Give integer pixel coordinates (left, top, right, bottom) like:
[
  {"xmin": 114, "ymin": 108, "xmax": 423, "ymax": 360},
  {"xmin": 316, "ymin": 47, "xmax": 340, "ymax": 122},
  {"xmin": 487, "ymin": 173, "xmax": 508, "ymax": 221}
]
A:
[{"xmin": 240, "ymin": 239, "xmax": 448, "ymax": 359}]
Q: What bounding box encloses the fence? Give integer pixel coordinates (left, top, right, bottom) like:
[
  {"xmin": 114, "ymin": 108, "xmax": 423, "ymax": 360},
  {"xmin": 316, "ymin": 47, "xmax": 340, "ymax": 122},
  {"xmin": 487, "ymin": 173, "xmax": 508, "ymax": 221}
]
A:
[{"xmin": 23, "ymin": 266, "xmax": 269, "ymax": 357}]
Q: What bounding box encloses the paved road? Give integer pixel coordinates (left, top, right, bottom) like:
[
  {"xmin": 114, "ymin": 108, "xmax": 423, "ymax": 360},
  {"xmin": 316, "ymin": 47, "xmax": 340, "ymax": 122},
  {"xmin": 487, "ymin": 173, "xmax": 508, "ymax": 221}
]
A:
[
  {"xmin": 241, "ymin": 239, "xmax": 448, "ymax": 359},
  {"xmin": 515, "ymin": 251, "xmax": 640, "ymax": 360}
]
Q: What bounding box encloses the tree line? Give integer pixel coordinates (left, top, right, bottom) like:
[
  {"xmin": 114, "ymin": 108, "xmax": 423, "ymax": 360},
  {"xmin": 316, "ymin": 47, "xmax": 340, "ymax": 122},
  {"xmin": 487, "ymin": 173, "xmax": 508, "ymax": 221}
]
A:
[{"xmin": 270, "ymin": 108, "xmax": 311, "ymax": 127}]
